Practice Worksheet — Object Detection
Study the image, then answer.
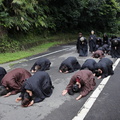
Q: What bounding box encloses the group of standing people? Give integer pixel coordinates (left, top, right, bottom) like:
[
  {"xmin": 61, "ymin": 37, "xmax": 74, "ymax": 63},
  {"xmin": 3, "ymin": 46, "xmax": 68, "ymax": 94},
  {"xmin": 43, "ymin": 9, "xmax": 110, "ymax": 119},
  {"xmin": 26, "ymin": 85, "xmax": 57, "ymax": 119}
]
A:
[{"xmin": 76, "ymin": 30, "xmax": 120, "ymax": 58}]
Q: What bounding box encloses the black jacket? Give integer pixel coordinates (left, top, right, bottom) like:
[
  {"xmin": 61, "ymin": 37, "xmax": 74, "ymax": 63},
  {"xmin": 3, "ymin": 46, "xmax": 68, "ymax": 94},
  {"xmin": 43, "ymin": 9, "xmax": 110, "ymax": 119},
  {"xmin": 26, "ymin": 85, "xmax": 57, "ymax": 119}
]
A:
[
  {"xmin": 59, "ymin": 57, "xmax": 81, "ymax": 73},
  {"xmin": 95, "ymin": 58, "xmax": 114, "ymax": 78},
  {"xmin": 89, "ymin": 34, "xmax": 97, "ymax": 52},
  {"xmin": 20, "ymin": 71, "xmax": 54, "ymax": 103},
  {"xmin": 30, "ymin": 58, "xmax": 51, "ymax": 71},
  {"xmin": 111, "ymin": 38, "xmax": 120, "ymax": 58},
  {"xmin": 81, "ymin": 59, "xmax": 97, "ymax": 73}
]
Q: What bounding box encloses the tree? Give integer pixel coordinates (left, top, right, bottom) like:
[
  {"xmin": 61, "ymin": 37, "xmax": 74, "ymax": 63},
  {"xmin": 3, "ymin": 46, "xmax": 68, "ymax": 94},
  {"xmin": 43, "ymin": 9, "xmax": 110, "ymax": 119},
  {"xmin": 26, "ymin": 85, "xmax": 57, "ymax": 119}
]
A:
[
  {"xmin": 0, "ymin": 0, "xmax": 55, "ymax": 33},
  {"xmin": 77, "ymin": 0, "xmax": 120, "ymax": 32}
]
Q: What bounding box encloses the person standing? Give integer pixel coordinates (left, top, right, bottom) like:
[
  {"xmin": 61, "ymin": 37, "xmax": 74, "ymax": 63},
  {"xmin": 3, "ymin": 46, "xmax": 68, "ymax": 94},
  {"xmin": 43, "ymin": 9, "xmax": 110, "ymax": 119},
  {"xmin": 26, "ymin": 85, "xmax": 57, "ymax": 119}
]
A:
[
  {"xmin": 96, "ymin": 37, "xmax": 103, "ymax": 50},
  {"xmin": 76, "ymin": 33, "xmax": 83, "ymax": 53},
  {"xmin": 103, "ymin": 33, "xmax": 109, "ymax": 45},
  {"xmin": 81, "ymin": 59, "xmax": 97, "ymax": 73},
  {"xmin": 89, "ymin": 30, "xmax": 97, "ymax": 53}
]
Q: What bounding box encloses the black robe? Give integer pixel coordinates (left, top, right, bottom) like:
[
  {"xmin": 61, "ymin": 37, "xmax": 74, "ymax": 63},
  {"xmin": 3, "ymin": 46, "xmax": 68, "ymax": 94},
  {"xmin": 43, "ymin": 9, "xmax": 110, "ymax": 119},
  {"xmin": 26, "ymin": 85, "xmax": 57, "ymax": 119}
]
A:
[
  {"xmin": 20, "ymin": 71, "xmax": 54, "ymax": 103},
  {"xmin": 103, "ymin": 35, "xmax": 109, "ymax": 45},
  {"xmin": 81, "ymin": 59, "xmax": 97, "ymax": 73},
  {"xmin": 102, "ymin": 44, "xmax": 110, "ymax": 54},
  {"xmin": 0, "ymin": 67, "xmax": 7, "ymax": 85},
  {"xmin": 30, "ymin": 58, "xmax": 51, "ymax": 71},
  {"xmin": 111, "ymin": 38, "xmax": 120, "ymax": 58},
  {"xmin": 98, "ymin": 47, "xmax": 105, "ymax": 52},
  {"xmin": 79, "ymin": 38, "xmax": 88, "ymax": 56},
  {"xmin": 76, "ymin": 37, "xmax": 81, "ymax": 53},
  {"xmin": 96, "ymin": 37, "xmax": 103, "ymax": 50},
  {"xmin": 59, "ymin": 57, "xmax": 81, "ymax": 73},
  {"xmin": 95, "ymin": 58, "xmax": 114, "ymax": 78},
  {"xmin": 89, "ymin": 34, "xmax": 97, "ymax": 52}
]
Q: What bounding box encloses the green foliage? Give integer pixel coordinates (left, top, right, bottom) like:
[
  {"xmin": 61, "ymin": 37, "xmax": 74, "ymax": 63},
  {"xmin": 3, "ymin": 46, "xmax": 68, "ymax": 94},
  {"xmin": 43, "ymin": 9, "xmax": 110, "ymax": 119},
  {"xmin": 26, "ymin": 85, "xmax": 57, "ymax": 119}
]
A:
[
  {"xmin": 77, "ymin": 0, "xmax": 120, "ymax": 32},
  {"xmin": 0, "ymin": 41, "xmax": 60, "ymax": 63},
  {"xmin": 0, "ymin": 0, "xmax": 120, "ymax": 33},
  {"xmin": 0, "ymin": 0, "xmax": 55, "ymax": 32},
  {"xmin": 0, "ymin": 35, "xmax": 20, "ymax": 53},
  {"xmin": 48, "ymin": 0, "xmax": 120, "ymax": 33},
  {"xmin": 0, "ymin": 0, "xmax": 120, "ymax": 54}
]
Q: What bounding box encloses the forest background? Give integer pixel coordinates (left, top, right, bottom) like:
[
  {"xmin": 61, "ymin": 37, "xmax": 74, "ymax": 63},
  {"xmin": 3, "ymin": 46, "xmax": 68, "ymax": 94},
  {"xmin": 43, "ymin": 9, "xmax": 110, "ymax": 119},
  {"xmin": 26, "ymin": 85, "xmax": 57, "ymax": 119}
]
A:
[{"xmin": 0, "ymin": 0, "xmax": 120, "ymax": 63}]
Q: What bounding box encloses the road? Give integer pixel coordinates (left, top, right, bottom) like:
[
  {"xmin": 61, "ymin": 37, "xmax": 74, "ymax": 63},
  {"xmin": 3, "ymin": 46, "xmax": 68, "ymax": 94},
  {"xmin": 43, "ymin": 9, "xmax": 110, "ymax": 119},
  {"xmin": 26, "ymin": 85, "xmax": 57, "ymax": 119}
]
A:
[{"xmin": 0, "ymin": 43, "xmax": 119, "ymax": 120}]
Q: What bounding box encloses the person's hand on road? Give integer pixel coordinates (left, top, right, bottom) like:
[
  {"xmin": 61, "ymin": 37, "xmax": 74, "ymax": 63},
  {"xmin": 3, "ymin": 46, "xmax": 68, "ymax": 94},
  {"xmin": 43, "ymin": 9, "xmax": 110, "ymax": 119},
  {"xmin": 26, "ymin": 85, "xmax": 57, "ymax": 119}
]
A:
[
  {"xmin": 76, "ymin": 95, "xmax": 82, "ymax": 100},
  {"xmin": 15, "ymin": 97, "xmax": 22, "ymax": 102},
  {"xmin": 64, "ymin": 71, "xmax": 69, "ymax": 74},
  {"xmin": 62, "ymin": 90, "xmax": 68, "ymax": 96},
  {"xmin": 28, "ymin": 100, "xmax": 34, "ymax": 107},
  {"xmin": 4, "ymin": 92, "xmax": 11, "ymax": 97},
  {"xmin": 97, "ymin": 76, "xmax": 102, "ymax": 79}
]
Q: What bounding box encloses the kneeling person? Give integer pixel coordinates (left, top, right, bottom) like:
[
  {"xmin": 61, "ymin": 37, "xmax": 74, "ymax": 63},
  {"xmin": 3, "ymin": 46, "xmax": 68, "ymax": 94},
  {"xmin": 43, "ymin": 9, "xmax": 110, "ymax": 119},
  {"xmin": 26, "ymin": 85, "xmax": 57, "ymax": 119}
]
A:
[
  {"xmin": 62, "ymin": 70, "xmax": 96, "ymax": 100},
  {"xmin": 0, "ymin": 68, "xmax": 31, "ymax": 97},
  {"xmin": 92, "ymin": 50, "xmax": 105, "ymax": 59},
  {"xmin": 94, "ymin": 58, "xmax": 114, "ymax": 79},
  {"xmin": 81, "ymin": 59, "xmax": 97, "ymax": 73},
  {"xmin": 59, "ymin": 57, "xmax": 81, "ymax": 73},
  {"xmin": 16, "ymin": 71, "xmax": 54, "ymax": 107},
  {"xmin": 30, "ymin": 58, "xmax": 51, "ymax": 73}
]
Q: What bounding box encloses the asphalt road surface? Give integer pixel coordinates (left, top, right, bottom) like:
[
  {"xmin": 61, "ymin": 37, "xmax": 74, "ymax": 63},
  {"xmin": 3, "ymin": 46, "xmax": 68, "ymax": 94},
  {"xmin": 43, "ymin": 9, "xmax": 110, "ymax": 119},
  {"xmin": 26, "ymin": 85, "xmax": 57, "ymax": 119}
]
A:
[{"xmin": 0, "ymin": 43, "xmax": 119, "ymax": 120}]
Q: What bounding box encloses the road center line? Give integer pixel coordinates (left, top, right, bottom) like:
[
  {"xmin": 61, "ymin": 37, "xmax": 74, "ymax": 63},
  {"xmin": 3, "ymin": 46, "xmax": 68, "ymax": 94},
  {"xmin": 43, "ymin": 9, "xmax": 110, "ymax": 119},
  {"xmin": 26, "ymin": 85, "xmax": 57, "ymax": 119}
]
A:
[
  {"xmin": 72, "ymin": 58, "xmax": 120, "ymax": 120},
  {"xmin": 29, "ymin": 47, "xmax": 73, "ymax": 61}
]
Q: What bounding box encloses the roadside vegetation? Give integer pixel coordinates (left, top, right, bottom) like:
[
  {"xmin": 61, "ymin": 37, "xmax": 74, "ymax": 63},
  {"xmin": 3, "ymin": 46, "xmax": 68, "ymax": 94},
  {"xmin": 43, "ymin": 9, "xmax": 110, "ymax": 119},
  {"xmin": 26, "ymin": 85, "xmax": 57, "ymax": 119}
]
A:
[
  {"xmin": 0, "ymin": 0, "xmax": 120, "ymax": 63},
  {"xmin": 0, "ymin": 33, "xmax": 77, "ymax": 64}
]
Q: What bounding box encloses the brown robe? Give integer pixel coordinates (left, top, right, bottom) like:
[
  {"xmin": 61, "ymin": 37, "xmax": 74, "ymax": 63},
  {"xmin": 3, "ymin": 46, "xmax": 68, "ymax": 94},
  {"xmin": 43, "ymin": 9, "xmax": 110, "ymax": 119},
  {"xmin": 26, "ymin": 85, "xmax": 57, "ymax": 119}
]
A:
[
  {"xmin": 66, "ymin": 70, "xmax": 96, "ymax": 97},
  {"xmin": 92, "ymin": 50, "xmax": 105, "ymax": 59},
  {"xmin": 1, "ymin": 68, "xmax": 31, "ymax": 95}
]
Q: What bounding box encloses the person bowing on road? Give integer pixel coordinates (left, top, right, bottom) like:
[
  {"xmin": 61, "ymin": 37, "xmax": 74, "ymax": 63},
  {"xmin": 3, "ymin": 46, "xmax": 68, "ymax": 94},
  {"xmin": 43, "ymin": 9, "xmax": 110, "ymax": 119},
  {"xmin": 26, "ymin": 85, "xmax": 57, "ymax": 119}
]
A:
[
  {"xmin": 76, "ymin": 32, "xmax": 83, "ymax": 53},
  {"xmin": 89, "ymin": 30, "xmax": 97, "ymax": 53},
  {"xmin": 92, "ymin": 49, "xmax": 105, "ymax": 59},
  {"xmin": 30, "ymin": 57, "xmax": 51, "ymax": 73},
  {"xmin": 62, "ymin": 70, "xmax": 96, "ymax": 100},
  {"xmin": 96, "ymin": 37, "xmax": 103, "ymax": 50},
  {"xmin": 16, "ymin": 71, "xmax": 54, "ymax": 107},
  {"xmin": 0, "ymin": 68, "xmax": 31, "ymax": 97},
  {"xmin": 59, "ymin": 57, "xmax": 81, "ymax": 73},
  {"xmin": 94, "ymin": 58, "xmax": 114, "ymax": 79},
  {"xmin": 0, "ymin": 67, "xmax": 7, "ymax": 85},
  {"xmin": 81, "ymin": 59, "xmax": 97, "ymax": 73}
]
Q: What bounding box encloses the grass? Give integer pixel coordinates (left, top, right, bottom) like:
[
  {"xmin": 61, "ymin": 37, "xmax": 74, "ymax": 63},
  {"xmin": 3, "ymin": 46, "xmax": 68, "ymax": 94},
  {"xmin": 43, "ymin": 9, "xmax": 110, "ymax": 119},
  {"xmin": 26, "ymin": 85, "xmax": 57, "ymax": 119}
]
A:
[
  {"xmin": 0, "ymin": 41, "xmax": 63, "ymax": 64},
  {"xmin": 0, "ymin": 32, "xmax": 78, "ymax": 64}
]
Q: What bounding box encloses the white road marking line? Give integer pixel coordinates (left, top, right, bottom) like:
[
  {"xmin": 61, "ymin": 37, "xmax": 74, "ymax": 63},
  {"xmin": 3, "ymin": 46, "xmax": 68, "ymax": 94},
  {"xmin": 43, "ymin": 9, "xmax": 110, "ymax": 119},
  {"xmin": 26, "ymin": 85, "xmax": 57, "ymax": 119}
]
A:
[
  {"xmin": 72, "ymin": 58, "xmax": 120, "ymax": 120},
  {"xmin": 29, "ymin": 47, "xmax": 74, "ymax": 61}
]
